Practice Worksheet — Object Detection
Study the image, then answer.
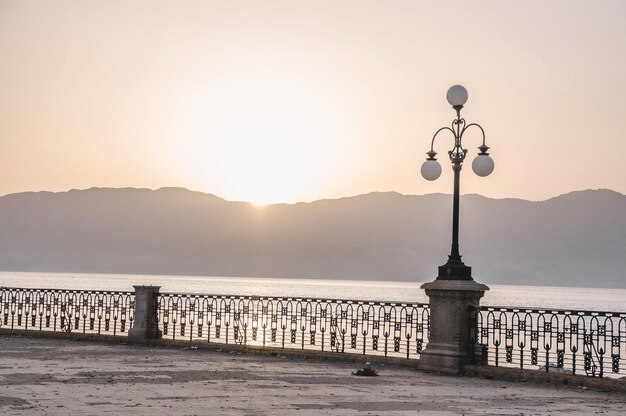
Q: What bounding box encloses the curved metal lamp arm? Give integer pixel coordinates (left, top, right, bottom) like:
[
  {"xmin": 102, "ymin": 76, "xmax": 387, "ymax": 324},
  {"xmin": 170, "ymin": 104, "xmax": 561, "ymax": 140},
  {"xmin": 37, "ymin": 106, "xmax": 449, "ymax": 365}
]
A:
[
  {"xmin": 460, "ymin": 123, "xmax": 487, "ymax": 148},
  {"xmin": 429, "ymin": 126, "xmax": 457, "ymax": 154},
  {"xmin": 427, "ymin": 115, "xmax": 489, "ymax": 161}
]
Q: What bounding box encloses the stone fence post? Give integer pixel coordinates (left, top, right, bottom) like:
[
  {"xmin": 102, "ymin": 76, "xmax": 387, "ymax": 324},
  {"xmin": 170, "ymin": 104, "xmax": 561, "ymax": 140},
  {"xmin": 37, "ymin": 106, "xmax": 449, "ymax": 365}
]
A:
[
  {"xmin": 418, "ymin": 279, "xmax": 488, "ymax": 374},
  {"xmin": 128, "ymin": 285, "xmax": 162, "ymax": 341}
]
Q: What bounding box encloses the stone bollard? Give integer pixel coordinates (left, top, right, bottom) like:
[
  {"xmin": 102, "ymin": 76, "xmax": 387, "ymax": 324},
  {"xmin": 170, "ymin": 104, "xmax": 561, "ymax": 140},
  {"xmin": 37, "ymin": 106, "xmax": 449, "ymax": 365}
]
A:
[
  {"xmin": 418, "ymin": 279, "xmax": 488, "ymax": 374},
  {"xmin": 128, "ymin": 285, "xmax": 162, "ymax": 341}
]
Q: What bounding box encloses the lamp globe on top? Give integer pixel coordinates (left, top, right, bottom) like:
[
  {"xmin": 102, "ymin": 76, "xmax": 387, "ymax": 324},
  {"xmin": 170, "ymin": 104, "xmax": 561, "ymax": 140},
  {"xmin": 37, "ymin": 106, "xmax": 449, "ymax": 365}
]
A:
[{"xmin": 446, "ymin": 85, "xmax": 469, "ymax": 107}]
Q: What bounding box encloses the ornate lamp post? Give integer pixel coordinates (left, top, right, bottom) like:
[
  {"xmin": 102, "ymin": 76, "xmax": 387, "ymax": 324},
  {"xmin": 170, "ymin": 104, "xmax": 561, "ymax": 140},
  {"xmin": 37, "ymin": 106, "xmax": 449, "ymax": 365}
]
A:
[
  {"xmin": 418, "ymin": 85, "xmax": 493, "ymax": 374},
  {"xmin": 420, "ymin": 85, "xmax": 495, "ymax": 280}
]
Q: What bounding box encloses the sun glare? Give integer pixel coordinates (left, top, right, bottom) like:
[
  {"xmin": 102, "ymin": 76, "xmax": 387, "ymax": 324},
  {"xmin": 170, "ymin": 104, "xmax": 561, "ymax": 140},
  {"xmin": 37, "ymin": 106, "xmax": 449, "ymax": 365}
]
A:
[
  {"xmin": 214, "ymin": 103, "xmax": 311, "ymax": 206},
  {"xmin": 170, "ymin": 69, "xmax": 354, "ymax": 205}
]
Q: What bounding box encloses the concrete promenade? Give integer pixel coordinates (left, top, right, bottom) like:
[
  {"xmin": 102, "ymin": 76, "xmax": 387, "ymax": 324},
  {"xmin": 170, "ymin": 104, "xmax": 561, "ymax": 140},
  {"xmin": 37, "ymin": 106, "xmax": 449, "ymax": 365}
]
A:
[{"xmin": 1, "ymin": 335, "xmax": 625, "ymax": 415}]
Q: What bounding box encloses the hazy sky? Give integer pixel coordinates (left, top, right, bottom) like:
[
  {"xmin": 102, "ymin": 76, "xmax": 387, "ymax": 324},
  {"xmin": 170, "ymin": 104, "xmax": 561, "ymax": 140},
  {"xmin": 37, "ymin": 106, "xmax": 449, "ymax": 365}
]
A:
[{"xmin": 2, "ymin": 1, "xmax": 625, "ymax": 205}]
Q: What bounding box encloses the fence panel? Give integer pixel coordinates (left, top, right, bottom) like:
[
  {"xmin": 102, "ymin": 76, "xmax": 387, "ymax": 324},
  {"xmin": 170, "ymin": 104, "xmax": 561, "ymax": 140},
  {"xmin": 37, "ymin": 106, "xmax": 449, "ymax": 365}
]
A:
[
  {"xmin": 474, "ymin": 306, "xmax": 626, "ymax": 378},
  {"xmin": 0, "ymin": 287, "xmax": 134, "ymax": 336},
  {"xmin": 157, "ymin": 293, "xmax": 430, "ymax": 359}
]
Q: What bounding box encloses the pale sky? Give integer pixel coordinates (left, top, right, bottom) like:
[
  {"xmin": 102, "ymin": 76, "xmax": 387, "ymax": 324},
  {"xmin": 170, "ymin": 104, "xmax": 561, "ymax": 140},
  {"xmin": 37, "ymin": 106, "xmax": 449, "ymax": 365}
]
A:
[{"xmin": 1, "ymin": 0, "xmax": 625, "ymax": 205}]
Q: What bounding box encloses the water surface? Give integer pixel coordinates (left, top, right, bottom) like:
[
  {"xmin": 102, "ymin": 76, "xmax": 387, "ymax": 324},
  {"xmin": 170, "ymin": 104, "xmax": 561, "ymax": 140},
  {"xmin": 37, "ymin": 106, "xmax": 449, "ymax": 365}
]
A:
[{"xmin": 1, "ymin": 271, "xmax": 624, "ymax": 312}]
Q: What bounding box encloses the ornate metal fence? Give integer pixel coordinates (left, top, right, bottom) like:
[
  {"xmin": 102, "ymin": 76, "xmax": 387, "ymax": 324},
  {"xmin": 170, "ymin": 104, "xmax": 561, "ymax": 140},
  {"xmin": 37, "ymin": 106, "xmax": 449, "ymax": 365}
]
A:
[
  {"xmin": 4, "ymin": 284, "xmax": 625, "ymax": 377},
  {"xmin": 157, "ymin": 293, "xmax": 430, "ymax": 359},
  {"xmin": 474, "ymin": 306, "xmax": 626, "ymax": 377},
  {"xmin": 0, "ymin": 287, "xmax": 134, "ymax": 336}
]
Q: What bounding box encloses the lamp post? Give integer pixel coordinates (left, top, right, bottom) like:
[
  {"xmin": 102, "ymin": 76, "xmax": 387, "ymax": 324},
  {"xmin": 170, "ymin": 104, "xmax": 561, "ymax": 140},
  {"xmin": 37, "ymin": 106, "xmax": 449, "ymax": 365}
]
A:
[
  {"xmin": 420, "ymin": 85, "xmax": 494, "ymax": 280},
  {"xmin": 417, "ymin": 85, "xmax": 492, "ymax": 374}
]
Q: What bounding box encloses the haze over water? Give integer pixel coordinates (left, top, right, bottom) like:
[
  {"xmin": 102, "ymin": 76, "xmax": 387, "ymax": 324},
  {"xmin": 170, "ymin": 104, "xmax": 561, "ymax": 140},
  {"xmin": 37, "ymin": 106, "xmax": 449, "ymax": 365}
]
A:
[{"xmin": 2, "ymin": 272, "xmax": 624, "ymax": 313}]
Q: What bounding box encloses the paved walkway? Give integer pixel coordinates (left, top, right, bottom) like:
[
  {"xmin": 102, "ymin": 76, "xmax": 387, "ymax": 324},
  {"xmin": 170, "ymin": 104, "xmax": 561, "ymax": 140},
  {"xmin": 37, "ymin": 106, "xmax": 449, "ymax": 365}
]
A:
[{"xmin": 1, "ymin": 335, "xmax": 624, "ymax": 415}]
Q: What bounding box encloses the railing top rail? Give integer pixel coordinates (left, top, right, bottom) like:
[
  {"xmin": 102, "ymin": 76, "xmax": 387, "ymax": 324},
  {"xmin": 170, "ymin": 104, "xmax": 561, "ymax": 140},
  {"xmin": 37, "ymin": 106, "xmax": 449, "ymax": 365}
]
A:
[
  {"xmin": 0, "ymin": 286, "xmax": 134, "ymax": 296},
  {"xmin": 158, "ymin": 291, "xmax": 429, "ymax": 308},
  {"xmin": 479, "ymin": 305, "xmax": 626, "ymax": 317}
]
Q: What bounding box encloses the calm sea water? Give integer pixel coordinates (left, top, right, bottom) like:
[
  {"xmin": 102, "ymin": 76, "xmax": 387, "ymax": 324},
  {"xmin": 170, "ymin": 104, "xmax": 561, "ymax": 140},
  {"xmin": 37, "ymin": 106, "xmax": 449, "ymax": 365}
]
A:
[{"xmin": 1, "ymin": 271, "xmax": 624, "ymax": 312}]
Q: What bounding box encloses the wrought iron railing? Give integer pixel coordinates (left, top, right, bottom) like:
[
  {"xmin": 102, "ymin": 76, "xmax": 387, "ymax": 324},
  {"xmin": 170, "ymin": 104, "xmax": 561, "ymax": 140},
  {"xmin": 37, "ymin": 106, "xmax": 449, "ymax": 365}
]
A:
[
  {"xmin": 0, "ymin": 287, "xmax": 134, "ymax": 336},
  {"xmin": 473, "ymin": 306, "xmax": 626, "ymax": 377},
  {"xmin": 3, "ymin": 285, "xmax": 624, "ymax": 378},
  {"xmin": 157, "ymin": 293, "xmax": 430, "ymax": 359}
]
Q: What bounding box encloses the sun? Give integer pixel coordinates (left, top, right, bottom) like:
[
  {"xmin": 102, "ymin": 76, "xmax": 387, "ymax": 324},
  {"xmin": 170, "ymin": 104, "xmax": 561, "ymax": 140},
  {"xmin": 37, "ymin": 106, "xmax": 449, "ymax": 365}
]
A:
[
  {"xmin": 219, "ymin": 139, "xmax": 303, "ymax": 206},
  {"xmin": 212, "ymin": 103, "xmax": 313, "ymax": 206},
  {"xmin": 170, "ymin": 76, "xmax": 351, "ymax": 206}
]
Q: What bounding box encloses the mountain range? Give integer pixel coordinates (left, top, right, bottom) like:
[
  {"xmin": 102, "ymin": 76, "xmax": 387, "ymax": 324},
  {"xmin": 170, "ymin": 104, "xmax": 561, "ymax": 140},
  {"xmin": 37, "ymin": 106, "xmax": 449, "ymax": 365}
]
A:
[{"xmin": 0, "ymin": 187, "xmax": 624, "ymax": 288}]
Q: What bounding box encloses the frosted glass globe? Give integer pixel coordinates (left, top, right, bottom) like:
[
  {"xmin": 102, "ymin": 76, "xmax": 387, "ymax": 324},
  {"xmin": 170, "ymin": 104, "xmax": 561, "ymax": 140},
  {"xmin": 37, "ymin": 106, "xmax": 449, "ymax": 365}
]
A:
[
  {"xmin": 472, "ymin": 154, "xmax": 495, "ymax": 177},
  {"xmin": 421, "ymin": 159, "xmax": 442, "ymax": 181},
  {"xmin": 446, "ymin": 85, "xmax": 469, "ymax": 107}
]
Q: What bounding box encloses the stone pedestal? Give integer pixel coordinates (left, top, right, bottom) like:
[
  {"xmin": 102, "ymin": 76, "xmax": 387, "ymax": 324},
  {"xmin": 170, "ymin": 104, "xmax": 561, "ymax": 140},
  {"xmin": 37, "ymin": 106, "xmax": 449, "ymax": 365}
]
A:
[
  {"xmin": 418, "ymin": 279, "xmax": 488, "ymax": 374},
  {"xmin": 128, "ymin": 285, "xmax": 162, "ymax": 341}
]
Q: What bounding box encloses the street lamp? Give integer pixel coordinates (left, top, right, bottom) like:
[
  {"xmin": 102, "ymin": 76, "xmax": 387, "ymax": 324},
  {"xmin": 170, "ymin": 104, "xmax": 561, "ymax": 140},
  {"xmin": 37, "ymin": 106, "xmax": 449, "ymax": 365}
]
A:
[
  {"xmin": 417, "ymin": 85, "xmax": 492, "ymax": 373},
  {"xmin": 420, "ymin": 85, "xmax": 494, "ymax": 280}
]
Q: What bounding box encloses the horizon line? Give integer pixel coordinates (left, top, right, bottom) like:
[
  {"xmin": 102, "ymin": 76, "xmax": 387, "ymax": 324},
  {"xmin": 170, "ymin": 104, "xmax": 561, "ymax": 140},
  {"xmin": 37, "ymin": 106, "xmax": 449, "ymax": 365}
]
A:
[{"xmin": 1, "ymin": 186, "xmax": 622, "ymax": 206}]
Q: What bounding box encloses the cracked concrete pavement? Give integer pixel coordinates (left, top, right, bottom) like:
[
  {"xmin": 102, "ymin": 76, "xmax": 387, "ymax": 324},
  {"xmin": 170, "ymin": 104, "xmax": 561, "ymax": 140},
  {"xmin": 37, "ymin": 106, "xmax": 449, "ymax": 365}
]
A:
[{"xmin": 1, "ymin": 335, "xmax": 625, "ymax": 415}]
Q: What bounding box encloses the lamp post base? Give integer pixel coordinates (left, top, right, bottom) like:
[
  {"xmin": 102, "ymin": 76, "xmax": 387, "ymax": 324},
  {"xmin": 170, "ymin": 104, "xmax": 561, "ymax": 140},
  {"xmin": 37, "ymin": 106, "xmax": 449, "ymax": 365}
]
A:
[
  {"xmin": 418, "ymin": 279, "xmax": 488, "ymax": 374},
  {"xmin": 437, "ymin": 261, "xmax": 472, "ymax": 280}
]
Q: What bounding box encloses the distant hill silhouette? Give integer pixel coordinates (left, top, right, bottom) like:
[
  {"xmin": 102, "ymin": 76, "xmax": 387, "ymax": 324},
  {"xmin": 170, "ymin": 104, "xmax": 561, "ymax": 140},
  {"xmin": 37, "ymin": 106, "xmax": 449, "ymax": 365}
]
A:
[{"xmin": 0, "ymin": 187, "xmax": 624, "ymax": 288}]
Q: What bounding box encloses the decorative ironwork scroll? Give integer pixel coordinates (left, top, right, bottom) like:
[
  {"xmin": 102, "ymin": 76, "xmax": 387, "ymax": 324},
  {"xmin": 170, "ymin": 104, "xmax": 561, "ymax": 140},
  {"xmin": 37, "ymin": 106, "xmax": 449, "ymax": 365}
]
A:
[
  {"xmin": 473, "ymin": 306, "xmax": 626, "ymax": 378},
  {"xmin": 0, "ymin": 287, "xmax": 134, "ymax": 336},
  {"xmin": 157, "ymin": 293, "xmax": 430, "ymax": 359}
]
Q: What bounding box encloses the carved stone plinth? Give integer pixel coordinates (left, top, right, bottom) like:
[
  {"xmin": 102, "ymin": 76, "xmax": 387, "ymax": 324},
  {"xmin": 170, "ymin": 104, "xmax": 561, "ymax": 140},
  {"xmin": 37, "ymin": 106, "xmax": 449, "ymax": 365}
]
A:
[
  {"xmin": 128, "ymin": 285, "xmax": 162, "ymax": 341},
  {"xmin": 418, "ymin": 279, "xmax": 488, "ymax": 374}
]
